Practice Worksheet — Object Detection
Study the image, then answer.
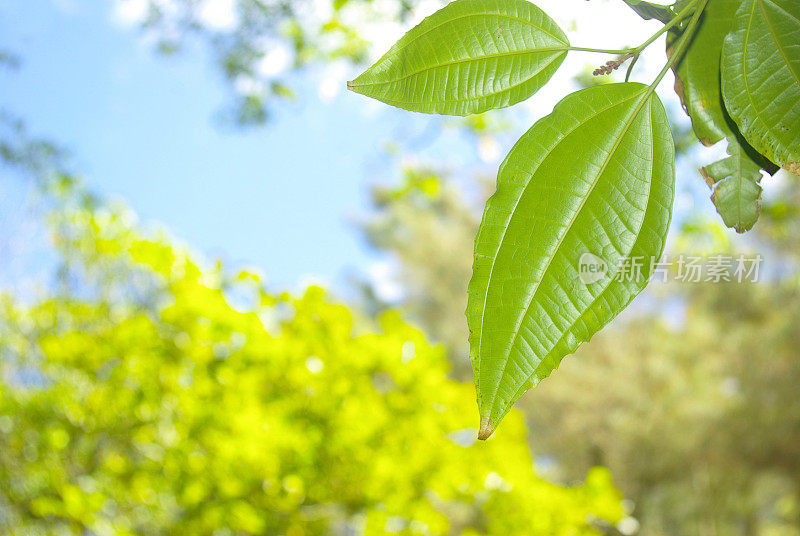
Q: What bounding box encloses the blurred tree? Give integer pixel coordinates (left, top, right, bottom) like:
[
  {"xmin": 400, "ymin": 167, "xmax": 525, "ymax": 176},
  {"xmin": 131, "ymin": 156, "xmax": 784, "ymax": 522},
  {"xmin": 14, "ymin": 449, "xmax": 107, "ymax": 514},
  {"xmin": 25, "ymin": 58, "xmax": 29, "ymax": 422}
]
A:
[
  {"xmin": 0, "ymin": 114, "xmax": 65, "ymax": 175},
  {"xmin": 0, "ymin": 181, "xmax": 623, "ymax": 535},
  {"xmin": 0, "ymin": 50, "xmax": 19, "ymax": 70},
  {"xmin": 360, "ymin": 157, "xmax": 800, "ymax": 535},
  {"xmin": 362, "ymin": 166, "xmax": 489, "ymax": 376},
  {"xmin": 759, "ymin": 177, "xmax": 800, "ymax": 269},
  {"xmin": 528, "ymin": 277, "xmax": 800, "ymax": 536},
  {"xmin": 526, "ymin": 174, "xmax": 800, "ymax": 532}
]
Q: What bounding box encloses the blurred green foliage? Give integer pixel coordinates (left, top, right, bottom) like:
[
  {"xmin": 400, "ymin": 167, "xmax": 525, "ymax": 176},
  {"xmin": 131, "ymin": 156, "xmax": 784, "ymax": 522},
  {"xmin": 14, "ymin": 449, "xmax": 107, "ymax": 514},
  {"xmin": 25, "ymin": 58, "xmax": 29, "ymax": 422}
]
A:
[
  {"xmin": 529, "ymin": 279, "xmax": 800, "ymax": 535},
  {"xmin": 137, "ymin": 0, "xmax": 426, "ymax": 125},
  {"xmin": 6, "ymin": 3, "xmax": 800, "ymax": 533},
  {"xmin": 362, "ymin": 162, "xmax": 800, "ymax": 535},
  {"xmin": 0, "ymin": 182, "xmax": 623, "ymax": 535},
  {"xmin": 364, "ymin": 167, "xmax": 486, "ymax": 375}
]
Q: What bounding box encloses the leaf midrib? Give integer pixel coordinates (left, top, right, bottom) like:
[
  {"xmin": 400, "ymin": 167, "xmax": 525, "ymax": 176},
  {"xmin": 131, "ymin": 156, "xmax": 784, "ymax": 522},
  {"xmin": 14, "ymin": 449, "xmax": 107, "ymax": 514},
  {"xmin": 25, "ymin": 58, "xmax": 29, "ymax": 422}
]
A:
[
  {"xmin": 475, "ymin": 90, "xmax": 645, "ymax": 407},
  {"xmin": 366, "ymin": 52, "xmax": 565, "ymax": 108},
  {"xmin": 734, "ymin": 0, "xmax": 800, "ymax": 161},
  {"xmin": 486, "ymin": 92, "xmax": 651, "ymax": 416},
  {"xmin": 736, "ymin": 141, "xmax": 747, "ymax": 226},
  {"xmin": 349, "ymin": 47, "xmax": 569, "ymax": 89},
  {"xmin": 758, "ymin": 0, "xmax": 800, "ymax": 88},
  {"xmin": 492, "ymin": 97, "xmax": 661, "ymax": 421},
  {"xmin": 477, "ymin": 88, "xmax": 650, "ymax": 416}
]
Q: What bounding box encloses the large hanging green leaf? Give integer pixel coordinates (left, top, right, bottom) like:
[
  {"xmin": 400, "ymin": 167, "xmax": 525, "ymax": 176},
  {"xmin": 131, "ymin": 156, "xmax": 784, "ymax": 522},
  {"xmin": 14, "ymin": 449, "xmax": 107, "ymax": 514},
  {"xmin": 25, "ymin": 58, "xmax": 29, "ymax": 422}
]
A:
[
  {"xmin": 347, "ymin": 0, "xmax": 569, "ymax": 116},
  {"xmin": 701, "ymin": 137, "xmax": 765, "ymax": 233},
  {"xmin": 467, "ymin": 83, "xmax": 674, "ymax": 439},
  {"xmin": 721, "ymin": 0, "xmax": 800, "ymax": 171}
]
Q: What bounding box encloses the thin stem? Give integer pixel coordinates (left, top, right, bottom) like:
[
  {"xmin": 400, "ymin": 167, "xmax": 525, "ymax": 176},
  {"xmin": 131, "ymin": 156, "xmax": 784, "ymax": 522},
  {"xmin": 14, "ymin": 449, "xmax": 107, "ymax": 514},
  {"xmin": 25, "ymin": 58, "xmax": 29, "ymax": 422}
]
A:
[
  {"xmin": 574, "ymin": 0, "xmax": 700, "ymax": 82},
  {"xmin": 635, "ymin": 0, "xmax": 699, "ymax": 54},
  {"xmin": 626, "ymin": 0, "xmax": 698, "ymax": 81},
  {"xmin": 571, "ymin": 0, "xmax": 698, "ymax": 56},
  {"xmin": 568, "ymin": 46, "xmax": 636, "ymax": 55},
  {"xmin": 624, "ymin": 55, "xmax": 639, "ymax": 82},
  {"xmin": 648, "ymin": 0, "xmax": 709, "ymax": 92}
]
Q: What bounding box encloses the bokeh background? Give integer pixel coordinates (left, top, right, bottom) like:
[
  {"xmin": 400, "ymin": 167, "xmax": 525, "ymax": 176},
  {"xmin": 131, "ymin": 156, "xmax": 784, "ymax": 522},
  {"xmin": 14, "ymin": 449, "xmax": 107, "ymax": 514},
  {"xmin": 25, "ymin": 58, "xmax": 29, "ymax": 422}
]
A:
[{"xmin": 1, "ymin": 1, "xmax": 799, "ymax": 535}]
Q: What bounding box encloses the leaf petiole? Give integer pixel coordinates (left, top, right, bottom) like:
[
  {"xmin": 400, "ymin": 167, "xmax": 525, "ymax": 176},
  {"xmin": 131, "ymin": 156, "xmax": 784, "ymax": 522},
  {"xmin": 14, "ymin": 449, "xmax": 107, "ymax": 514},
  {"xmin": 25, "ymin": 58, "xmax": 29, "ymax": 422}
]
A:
[
  {"xmin": 626, "ymin": 0, "xmax": 700, "ymax": 81},
  {"xmin": 634, "ymin": 0, "xmax": 699, "ymax": 56},
  {"xmin": 647, "ymin": 0, "xmax": 710, "ymax": 92},
  {"xmin": 571, "ymin": 0, "xmax": 699, "ymax": 81},
  {"xmin": 568, "ymin": 46, "xmax": 638, "ymax": 54}
]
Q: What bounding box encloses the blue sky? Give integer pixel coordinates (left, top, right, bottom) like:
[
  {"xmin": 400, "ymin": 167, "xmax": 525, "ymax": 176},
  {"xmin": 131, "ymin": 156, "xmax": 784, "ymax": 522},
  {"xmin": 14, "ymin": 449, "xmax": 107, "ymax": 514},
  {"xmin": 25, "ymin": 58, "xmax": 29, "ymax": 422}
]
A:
[
  {"xmin": 0, "ymin": 1, "xmax": 455, "ymax": 292},
  {"xmin": 0, "ymin": 0, "xmax": 743, "ymax": 297}
]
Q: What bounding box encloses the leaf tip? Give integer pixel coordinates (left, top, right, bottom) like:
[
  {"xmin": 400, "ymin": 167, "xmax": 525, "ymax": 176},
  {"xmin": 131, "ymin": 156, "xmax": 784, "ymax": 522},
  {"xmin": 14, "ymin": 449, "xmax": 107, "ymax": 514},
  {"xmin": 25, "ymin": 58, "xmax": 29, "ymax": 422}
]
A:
[
  {"xmin": 346, "ymin": 80, "xmax": 356, "ymax": 92},
  {"xmin": 478, "ymin": 416, "xmax": 494, "ymax": 441}
]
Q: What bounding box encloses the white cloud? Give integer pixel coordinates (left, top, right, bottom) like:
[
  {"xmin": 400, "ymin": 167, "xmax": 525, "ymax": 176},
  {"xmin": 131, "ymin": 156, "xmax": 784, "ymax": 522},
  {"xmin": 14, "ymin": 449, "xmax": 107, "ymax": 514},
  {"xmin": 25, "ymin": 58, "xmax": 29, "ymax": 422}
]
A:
[
  {"xmin": 368, "ymin": 260, "xmax": 404, "ymax": 303},
  {"xmin": 360, "ymin": 21, "xmax": 405, "ymax": 60},
  {"xmin": 317, "ymin": 62, "xmax": 349, "ymax": 104},
  {"xmin": 257, "ymin": 45, "xmax": 292, "ymax": 77},
  {"xmin": 112, "ymin": 0, "xmax": 149, "ymax": 27},
  {"xmin": 478, "ymin": 136, "xmax": 501, "ymax": 164},
  {"xmin": 198, "ymin": 0, "xmax": 239, "ymax": 31},
  {"xmin": 234, "ymin": 75, "xmax": 266, "ymax": 96}
]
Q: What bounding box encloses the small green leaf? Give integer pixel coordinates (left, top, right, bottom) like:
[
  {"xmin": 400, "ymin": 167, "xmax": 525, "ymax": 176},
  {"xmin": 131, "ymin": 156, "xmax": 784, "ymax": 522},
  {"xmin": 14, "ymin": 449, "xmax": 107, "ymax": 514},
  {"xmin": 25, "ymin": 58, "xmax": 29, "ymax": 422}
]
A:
[
  {"xmin": 621, "ymin": 0, "xmax": 675, "ymax": 24},
  {"xmin": 467, "ymin": 83, "xmax": 674, "ymax": 438},
  {"xmin": 701, "ymin": 137, "xmax": 765, "ymax": 233},
  {"xmin": 347, "ymin": 0, "xmax": 569, "ymax": 116},
  {"xmin": 721, "ymin": 0, "xmax": 800, "ymax": 171}
]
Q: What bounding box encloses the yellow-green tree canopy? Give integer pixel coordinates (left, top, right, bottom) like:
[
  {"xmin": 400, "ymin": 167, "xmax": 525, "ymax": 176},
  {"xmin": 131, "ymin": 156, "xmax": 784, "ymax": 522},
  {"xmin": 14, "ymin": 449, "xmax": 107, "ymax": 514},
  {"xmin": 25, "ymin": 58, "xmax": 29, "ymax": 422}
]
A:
[{"xmin": 0, "ymin": 185, "xmax": 623, "ymax": 535}]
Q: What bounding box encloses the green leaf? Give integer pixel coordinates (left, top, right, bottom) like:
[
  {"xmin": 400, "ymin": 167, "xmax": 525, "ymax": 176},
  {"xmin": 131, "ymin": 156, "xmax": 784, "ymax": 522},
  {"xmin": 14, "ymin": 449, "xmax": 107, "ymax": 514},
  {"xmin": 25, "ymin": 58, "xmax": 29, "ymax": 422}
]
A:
[
  {"xmin": 621, "ymin": 0, "xmax": 675, "ymax": 24},
  {"xmin": 347, "ymin": 0, "xmax": 569, "ymax": 116},
  {"xmin": 669, "ymin": 0, "xmax": 777, "ymax": 232},
  {"xmin": 467, "ymin": 83, "xmax": 674, "ymax": 438},
  {"xmin": 721, "ymin": 0, "xmax": 800, "ymax": 171},
  {"xmin": 669, "ymin": 0, "xmax": 740, "ymax": 146},
  {"xmin": 701, "ymin": 137, "xmax": 765, "ymax": 233}
]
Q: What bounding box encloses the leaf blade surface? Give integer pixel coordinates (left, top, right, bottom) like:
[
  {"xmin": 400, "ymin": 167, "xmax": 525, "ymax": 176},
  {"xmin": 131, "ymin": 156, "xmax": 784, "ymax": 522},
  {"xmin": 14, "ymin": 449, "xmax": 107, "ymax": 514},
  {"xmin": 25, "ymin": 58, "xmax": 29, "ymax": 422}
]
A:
[
  {"xmin": 702, "ymin": 137, "xmax": 765, "ymax": 233},
  {"xmin": 722, "ymin": 0, "xmax": 800, "ymax": 170},
  {"xmin": 348, "ymin": 0, "xmax": 569, "ymax": 115},
  {"xmin": 467, "ymin": 83, "xmax": 674, "ymax": 437}
]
